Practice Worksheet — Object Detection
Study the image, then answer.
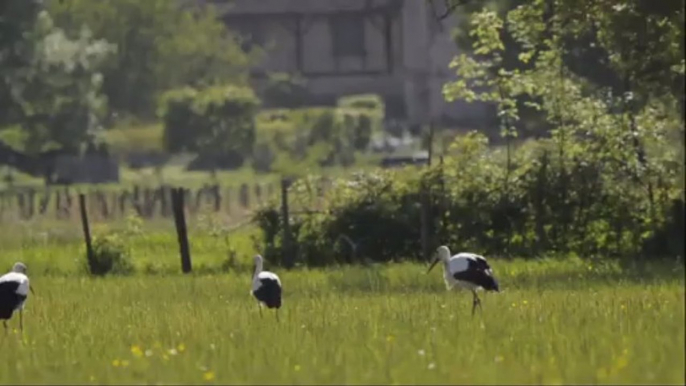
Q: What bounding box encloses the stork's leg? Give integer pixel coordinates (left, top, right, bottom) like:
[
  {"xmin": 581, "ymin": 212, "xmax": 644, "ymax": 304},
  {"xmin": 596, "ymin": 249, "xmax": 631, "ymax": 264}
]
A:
[
  {"xmin": 275, "ymin": 309, "xmax": 280, "ymax": 322},
  {"xmin": 258, "ymin": 303, "xmax": 263, "ymax": 318},
  {"xmin": 19, "ymin": 310, "xmax": 23, "ymax": 332},
  {"xmin": 2, "ymin": 320, "xmax": 7, "ymax": 333},
  {"xmin": 471, "ymin": 291, "xmax": 482, "ymax": 316}
]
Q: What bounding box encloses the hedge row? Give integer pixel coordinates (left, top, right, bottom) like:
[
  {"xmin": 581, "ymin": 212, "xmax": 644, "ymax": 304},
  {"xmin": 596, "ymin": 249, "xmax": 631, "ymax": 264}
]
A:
[{"xmin": 253, "ymin": 132, "xmax": 684, "ymax": 267}]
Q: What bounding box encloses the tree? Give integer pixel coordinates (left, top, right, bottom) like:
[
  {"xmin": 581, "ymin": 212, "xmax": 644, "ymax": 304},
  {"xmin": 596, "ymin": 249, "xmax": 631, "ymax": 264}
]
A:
[
  {"xmin": 442, "ymin": 1, "xmax": 684, "ymax": 257},
  {"xmin": 47, "ymin": 0, "xmax": 254, "ymax": 118},
  {"xmin": 0, "ymin": 0, "xmax": 42, "ymax": 126},
  {"xmin": 159, "ymin": 84, "xmax": 260, "ymax": 170},
  {"xmin": 2, "ymin": 9, "xmax": 115, "ymax": 154}
]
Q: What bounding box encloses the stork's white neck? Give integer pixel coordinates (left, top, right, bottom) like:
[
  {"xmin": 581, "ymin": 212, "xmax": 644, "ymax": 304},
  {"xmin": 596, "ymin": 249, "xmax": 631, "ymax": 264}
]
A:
[{"xmin": 253, "ymin": 257, "xmax": 264, "ymax": 279}]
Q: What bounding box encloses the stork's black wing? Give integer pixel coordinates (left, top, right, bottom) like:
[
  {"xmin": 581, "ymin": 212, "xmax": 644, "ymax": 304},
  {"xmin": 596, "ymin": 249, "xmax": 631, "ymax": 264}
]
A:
[
  {"xmin": 252, "ymin": 278, "xmax": 282, "ymax": 309},
  {"xmin": 0, "ymin": 281, "xmax": 22, "ymax": 319},
  {"xmin": 453, "ymin": 259, "xmax": 499, "ymax": 292}
]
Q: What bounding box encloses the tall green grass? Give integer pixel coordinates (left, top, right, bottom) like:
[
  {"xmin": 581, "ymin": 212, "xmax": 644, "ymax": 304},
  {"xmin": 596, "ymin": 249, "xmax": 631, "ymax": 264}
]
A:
[
  {"xmin": 1, "ymin": 260, "xmax": 683, "ymax": 384},
  {"xmin": 0, "ymin": 218, "xmax": 683, "ymax": 384}
]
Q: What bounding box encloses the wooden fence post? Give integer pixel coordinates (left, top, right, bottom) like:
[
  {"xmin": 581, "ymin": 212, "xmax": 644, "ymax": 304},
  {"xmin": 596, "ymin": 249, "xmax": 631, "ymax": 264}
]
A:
[
  {"xmin": 427, "ymin": 121, "xmax": 434, "ymax": 167},
  {"xmin": 211, "ymin": 184, "xmax": 221, "ymax": 212},
  {"xmin": 281, "ymin": 178, "xmax": 295, "ymax": 268},
  {"xmin": 420, "ymin": 183, "xmax": 432, "ymax": 263},
  {"xmin": 78, "ymin": 193, "xmax": 95, "ymax": 269},
  {"xmin": 171, "ymin": 187, "xmax": 192, "ymax": 274}
]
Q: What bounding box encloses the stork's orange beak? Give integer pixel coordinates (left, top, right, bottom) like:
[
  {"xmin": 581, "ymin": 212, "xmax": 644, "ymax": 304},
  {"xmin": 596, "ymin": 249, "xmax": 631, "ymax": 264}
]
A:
[{"xmin": 426, "ymin": 257, "xmax": 439, "ymax": 274}]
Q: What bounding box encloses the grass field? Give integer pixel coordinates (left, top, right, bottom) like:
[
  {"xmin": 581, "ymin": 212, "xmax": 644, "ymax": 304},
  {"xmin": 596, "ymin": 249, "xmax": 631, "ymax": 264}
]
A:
[{"xmin": 1, "ymin": 252, "xmax": 683, "ymax": 384}]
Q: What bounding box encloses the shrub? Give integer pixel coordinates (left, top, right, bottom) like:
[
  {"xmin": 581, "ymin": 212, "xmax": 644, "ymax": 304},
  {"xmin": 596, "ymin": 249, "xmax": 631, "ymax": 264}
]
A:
[
  {"xmin": 253, "ymin": 131, "xmax": 684, "ymax": 268},
  {"xmin": 253, "ymin": 107, "xmax": 357, "ymax": 173},
  {"xmin": 337, "ymin": 94, "xmax": 385, "ymax": 112},
  {"xmin": 159, "ymin": 84, "xmax": 260, "ymax": 168},
  {"xmin": 87, "ymin": 233, "xmax": 134, "ymax": 276},
  {"xmin": 158, "ymin": 87, "xmax": 198, "ymax": 153},
  {"xmin": 262, "ymin": 72, "xmax": 310, "ymax": 108},
  {"xmin": 104, "ymin": 122, "xmax": 165, "ymax": 157},
  {"xmin": 337, "ymin": 94, "xmax": 385, "ymax": 151}
]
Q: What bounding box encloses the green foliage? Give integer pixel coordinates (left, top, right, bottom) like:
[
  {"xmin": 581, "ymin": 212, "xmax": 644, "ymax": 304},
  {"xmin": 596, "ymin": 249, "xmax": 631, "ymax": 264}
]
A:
[
  {"xmin": 159, "ymin": 84, "xmax": 260, "ymax": 166},
  {"xmin": 104, "ymin": 122, "xmax": 165, "ymax": 156},
  {"xmin": 0, "ymin": 0, "xmax": 42, "ymax": 127},
  {"xmin": 254, "ymin": 127, "xmax": 683, "ymax": 266},
  {"xmin": 2, "ymin": 10, "xmax": 115, "ymax": 154},
  {"xmin": 47, "ymin": 0, "xmax": 253, "ymax": 117},
  {"xmin": 253, "ymin": 107, "xmax": 358, "ymax": 176},
  {"xmin": 337, "ymin": 94, "xmax": 385, "ymax": 111},
  {"xmin": 262, "ymin": 72, "xmax": 310, "ymax": 108},
  {"xmin": 252, "ymin": 96, "xmax": 384, "ymax": 176},
  {"xmin": 337, "ymin": 94, "xmax": 385, "ymax": 150},
  {"xmin": 87, "ymin": 232, "xmax": 134, "ymax": 276}
]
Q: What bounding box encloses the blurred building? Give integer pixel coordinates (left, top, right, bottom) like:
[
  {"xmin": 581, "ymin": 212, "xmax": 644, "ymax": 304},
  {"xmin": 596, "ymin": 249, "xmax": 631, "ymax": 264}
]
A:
[{"xmin": 200, "ymin": 0, "xmax": 492, "ymax": 130}]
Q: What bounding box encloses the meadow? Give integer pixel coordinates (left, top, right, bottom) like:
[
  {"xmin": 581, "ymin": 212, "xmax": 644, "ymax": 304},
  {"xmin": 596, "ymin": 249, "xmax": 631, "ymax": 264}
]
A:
[{"xmin": 1, "ymin": 223, "xmax": 684, "ymax": 385}]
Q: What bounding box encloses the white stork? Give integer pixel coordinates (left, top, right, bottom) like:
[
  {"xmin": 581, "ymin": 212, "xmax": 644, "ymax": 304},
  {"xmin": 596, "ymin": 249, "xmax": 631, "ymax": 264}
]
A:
[
  {"xmin": 426, "ymin": 245, "xmax": 500, "ymax": 315},
  {"xmin": 251, "ymin": 255, "xmax": 282, "ymax": 321},
  {"xmin": 0, "ymin": 262, "xmax": 34, "ymax": 332}
]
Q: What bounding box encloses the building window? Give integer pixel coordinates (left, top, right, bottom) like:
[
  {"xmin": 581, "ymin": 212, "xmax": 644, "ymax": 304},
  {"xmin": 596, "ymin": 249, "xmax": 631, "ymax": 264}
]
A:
[
  {"xmin": 330, "ymin": 14, "xmax": 366, "ymax": 58},
  {"xmin": 226, "ymin": 18, "xmax": 265, "ymax": 52}
]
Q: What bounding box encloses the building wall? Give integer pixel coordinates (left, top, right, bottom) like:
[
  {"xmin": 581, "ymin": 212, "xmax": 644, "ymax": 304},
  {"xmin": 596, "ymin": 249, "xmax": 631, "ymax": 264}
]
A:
[{"xmin": 214, "ymin": 0, "xmax": 491, "ymax": 127}]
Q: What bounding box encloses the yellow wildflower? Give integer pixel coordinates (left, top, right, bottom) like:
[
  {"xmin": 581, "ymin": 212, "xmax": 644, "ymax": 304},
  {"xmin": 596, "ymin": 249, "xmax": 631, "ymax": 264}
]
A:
[
  {"xmin": 203, "ymin": 371, "xmax": 215, "ymax": 381},
  {"xmin": 112, "ymin": 359, "xmax": 120, "ymax": 367},
  {"xmin": 131, "ymin": 345, "xmax": 143, "ymax": 358}
]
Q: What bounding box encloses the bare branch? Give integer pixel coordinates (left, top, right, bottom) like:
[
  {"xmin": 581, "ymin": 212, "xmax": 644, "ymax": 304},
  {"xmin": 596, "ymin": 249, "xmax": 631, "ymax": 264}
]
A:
[{"xmin": 428, "ymin": 0, "xmax": 473, "ymax": 21}]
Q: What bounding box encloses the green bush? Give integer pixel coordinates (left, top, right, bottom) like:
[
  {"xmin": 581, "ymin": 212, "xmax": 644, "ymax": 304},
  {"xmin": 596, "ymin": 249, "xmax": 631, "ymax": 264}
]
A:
[
  {"xmin": 337, "ymin": 94, "xmax": 385, "ymax": 151},
  {"xmin": 158, "ymin": 84, "xmax": 260, "ymax": 167},
  {"xmin": 158, "ymin": 87, "xmax": 198, "ymax": 153},
  {"xmin": 337, "ymin": 94, "xmax": 384, "ymax": 112},
  {"xmin": 104, "ymin": 122, "xmax": 165, "ymax": 156},
  {"xmin": 253, "ymin": 132, "xmax": 684, "ymax": 267},
  {"xmin": 262, "ymin": 72, "xmax": 309, "ymax": 108},
  {"xmin": 253, "ymin": 107, "xmax": 358, "ymax": 173},
  {"xmin": 87, "ymin": 233, "xmax": 134, "ymax": 276}
]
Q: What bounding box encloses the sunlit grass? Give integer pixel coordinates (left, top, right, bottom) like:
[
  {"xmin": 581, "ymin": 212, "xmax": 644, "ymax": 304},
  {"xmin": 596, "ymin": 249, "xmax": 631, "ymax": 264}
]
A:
[{"xmin": 0, "ymin": 257, "xmax": 683, "ymax": 384}]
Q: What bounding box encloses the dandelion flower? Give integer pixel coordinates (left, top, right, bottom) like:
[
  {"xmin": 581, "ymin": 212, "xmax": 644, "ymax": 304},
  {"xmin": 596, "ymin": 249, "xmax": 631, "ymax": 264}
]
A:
[
  {"xmin": 112, "ymin": 359, "xmax": 120, "ymax": 367},
  {"xmin": 177, "ymin": 343, "xmax": 186, "ymax": 353},
  {"xmin": 131, "ymin": 345, "xmax": 143, "ymax": 358},
  {"xmin": 203, "ymin": 371, "xmax": 215, "ymax": 381}
]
